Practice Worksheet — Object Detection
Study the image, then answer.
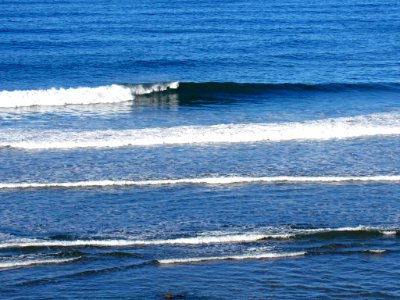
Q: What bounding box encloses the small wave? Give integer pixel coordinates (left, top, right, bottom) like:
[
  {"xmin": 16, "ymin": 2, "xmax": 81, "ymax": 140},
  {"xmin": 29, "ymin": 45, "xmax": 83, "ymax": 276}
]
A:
[
  {"xmin": 0, "ymin": 257, "xmax": 79, "ymax": 270},
  {"xmin": 0, "ymin": 82, "xmax": 179, "ymax": 108},
  {"xmin": 2, "ymin": 112, "xmax": 400, "ymax": 150},
  {"xmin": 297, "ymin": 226, "xmax": 399, "ymax": 239},
  {"xmin": 362, "ymin": 249, "xmax": 387, "ymax": 254},
  {"xmin": 1, "ymin": 176, "xmax": 400, "ymax": 190},
  {"xmin": 0, "ymin": 233, "xmax": 285, "ymax": 249},
  {"xmin": 157, "ymin": 251, "xmax": 306, "ymax": 264},
  {"xmin": 1, "ymin": 226, "xmax": 395, "ymax": 250}
]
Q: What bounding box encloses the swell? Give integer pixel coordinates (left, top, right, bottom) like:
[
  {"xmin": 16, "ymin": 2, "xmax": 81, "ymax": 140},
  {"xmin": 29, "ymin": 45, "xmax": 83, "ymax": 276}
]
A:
[
  {"xmin": 2, "ymin": 112, "xmax": 400, "ymax": 150},
  {"xmin": 1, "ymin": 176, "xmax": 400, "ymax": 190},
  {"xmin": 1, "ymin": 81, "xmax": 399, "ymax": 108},
  {"xmin": 0, "ymin": 227, "xmax": 396, "ymax": 249}
]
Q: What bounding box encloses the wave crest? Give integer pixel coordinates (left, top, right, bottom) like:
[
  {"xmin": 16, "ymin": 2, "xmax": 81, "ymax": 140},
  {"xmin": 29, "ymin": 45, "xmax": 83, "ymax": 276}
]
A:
[
  {"xmin": 0, "ymin": 82, "xmax": 179, "ymax": 108},
  {"xmin": 0, "ymin": 257, "xmax": 79, "ymax": 269},
  {"xmin": 1, "ymin": 176, "xmax": 400, "ymax": 190},
  {"xmin": 157, "ymin": 252, "xmax": 306, "ymax": 264}
]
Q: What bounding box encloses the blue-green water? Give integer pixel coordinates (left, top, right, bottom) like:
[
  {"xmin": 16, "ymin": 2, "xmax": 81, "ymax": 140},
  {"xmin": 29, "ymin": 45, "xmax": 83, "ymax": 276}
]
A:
[{"xmin": 1, "ymin": 0, "xmax": 400, "ymax": 298}]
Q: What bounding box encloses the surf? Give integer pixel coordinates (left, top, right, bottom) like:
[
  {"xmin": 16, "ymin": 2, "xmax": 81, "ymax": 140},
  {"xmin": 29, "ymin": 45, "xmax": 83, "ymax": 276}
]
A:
[
  {"xmin": 1, "ymin": 112, "xmax": 400, "ymax": 150},
  {"xmin": 1, "ymin": 176, "xmax": 400, "ymax": 190},
  {"xmin": 0, "ymin": 226, "xmax": 396, "ymax": 249},
  {"xmin": 0, "ymin": 82, "xmax": 179, "ymax": 108}
]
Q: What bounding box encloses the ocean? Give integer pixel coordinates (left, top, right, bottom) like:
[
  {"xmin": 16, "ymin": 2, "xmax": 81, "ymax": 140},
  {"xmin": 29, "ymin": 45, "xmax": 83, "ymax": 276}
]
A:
[{"xmin": 1, "ymin": 0, "xmax": 400, "ymax": 298}]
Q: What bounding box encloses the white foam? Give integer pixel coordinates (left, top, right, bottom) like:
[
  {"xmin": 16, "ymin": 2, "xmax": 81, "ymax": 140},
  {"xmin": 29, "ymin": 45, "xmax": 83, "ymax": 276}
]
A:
[
  {"xmin": 298, "ymin": 226, "xmax": 398, "ymax": 236},
  {"xmin": 0, "ymin": 257, "xmax": 79, "ymax": 269},
  {"xmin": 0, "ymin": 233, "xmax": 286, "ymax": 249},
  {"xmin": 0, "ymin": 82, "xmax": 179, "ymax": 108},
  {"xmin": 382, "ymin": 231, "xmax": 397, "ymax": 235},
  {"xmin": 0, "ymin": 226, "xmax": 396, "ymax": 250},
  {"xmin": 363, "ymin": 249, "xmax": 387, "ymax": 254},
  {"xmin": 1, "ymin": 112, "xmax": 400, "ymax": 149},
  {"xmin": 1, "ymin": 176, "xmax": 400, "ymax": 190},
  {"xmin": 157, "ymin": 251, "xmax": 306, "ymax": 264}
]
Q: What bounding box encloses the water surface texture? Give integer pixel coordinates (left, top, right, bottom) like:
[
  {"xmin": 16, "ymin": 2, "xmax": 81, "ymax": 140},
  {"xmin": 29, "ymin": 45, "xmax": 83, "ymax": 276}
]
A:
[{"xmin": 1, "ymin": 0, "xmax": 400, "ymax": 299}]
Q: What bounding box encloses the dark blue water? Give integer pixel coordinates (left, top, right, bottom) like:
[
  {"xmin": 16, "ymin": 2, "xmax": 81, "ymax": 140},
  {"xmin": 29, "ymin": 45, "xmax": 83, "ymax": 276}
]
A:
[{"xmin": 1, "ymin": 0, "xmax": 400, "ymax": 298}]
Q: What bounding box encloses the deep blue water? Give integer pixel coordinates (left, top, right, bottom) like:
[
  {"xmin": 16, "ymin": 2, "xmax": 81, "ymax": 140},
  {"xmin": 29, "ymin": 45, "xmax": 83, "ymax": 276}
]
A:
[{"xmin": 1, "ymin": 0, "xmax": 400, "ymax": 299}]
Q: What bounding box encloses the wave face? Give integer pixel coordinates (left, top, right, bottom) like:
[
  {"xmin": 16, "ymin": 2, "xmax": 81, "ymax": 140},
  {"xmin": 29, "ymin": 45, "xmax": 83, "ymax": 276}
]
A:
[
  {"xmin": 0, "ymin": 82, "xmax": 179, "ymax": 108},
  {"xmin": 1, "ymin": 176, "xmax": 400, "ymax": 190},
  {"xmin": 1, "ymin": 112, "xmax": 400, "ymax": 150},
  {"xmin": 162, "ymin": 82, "xmax": 400, "ymax": 97},
  {"xmin": 1, "ymin": 81, "xmax": 399, "ymax": 108}
]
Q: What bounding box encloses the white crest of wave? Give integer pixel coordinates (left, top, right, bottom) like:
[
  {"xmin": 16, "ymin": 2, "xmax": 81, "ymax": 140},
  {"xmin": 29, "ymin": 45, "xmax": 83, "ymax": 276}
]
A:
[
  {"xmin": 301, "ymin": 225, "xmax": 387, "ymax": 233},
  {"xmin": 382, "ymin": 231, "xmax": 397, "ymax": 235},
  {"xmin": 157, "ymin": 251, "xmax": 306, "ymax": 264},
  {"xmin": 0, "ymin": 82, "xmax": 179, "ymax": 108},
  {"xmin": 0, "ymin": 257, "xmax": 79, "ymax": 269},
  {"xmin": 0, "ymin": 233, "xmax": 286, "ymax": 249},
  {"xmin": 1, "ymin": 112, "xmax": 400, "ymax": 149},
  {"xmin": 363, "ymin": 249, "xmax": 387, "ymax": 254},
  {"xmin": 1, "ymin": 176, "xmax": 400, "ymax": 190}
]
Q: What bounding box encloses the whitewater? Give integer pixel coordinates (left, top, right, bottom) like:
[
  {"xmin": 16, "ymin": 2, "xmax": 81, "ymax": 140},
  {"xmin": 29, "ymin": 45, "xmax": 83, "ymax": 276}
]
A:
[
  {"xmin": 1, "ymin": 112, "xmax": 400, "ymax": 150},
  {"xmin": 0, "ymin": 82, "xmax": 179, "ymax": 108},
  {"xmin": 1, "ymin": 176, "xmax": 400, "ymax": 190}
]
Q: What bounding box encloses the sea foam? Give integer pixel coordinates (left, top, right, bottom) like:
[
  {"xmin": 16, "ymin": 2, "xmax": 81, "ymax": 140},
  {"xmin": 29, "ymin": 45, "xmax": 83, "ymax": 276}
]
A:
[
  {"xmin": 1, "ymin": 176, "xmax": 400, "ymax": 190},
  {"xmin": 1, "ymin": 112, "xmax": 399, "ymax": 150},
  {"xmin": 157, "ymin": 252, "xmax": 306, "ymax": 264},
  {"xmin": 0, "ymin": 257, "xmax": 79, "ymax": 269},
  {"xmin": 0, "ymin": 233, "xmax": 282, "ymax": 249}
]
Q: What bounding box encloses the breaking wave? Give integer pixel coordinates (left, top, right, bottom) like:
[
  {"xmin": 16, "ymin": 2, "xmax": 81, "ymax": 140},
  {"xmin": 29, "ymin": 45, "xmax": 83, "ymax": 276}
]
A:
[
  {"xmin": 157, "ymin": 252, "xmax": 306, "ymax": 264},
  {"xmin": 1, "ymin": 112, "xmax": 400, "ymax": 150},
  {"xmin": 0, "ymin": 233, "xmax": 282, "ymax": 249},
  {"xmin": 0, "ymin": 82, "xmax": 179, "ymax": 108},
  {"xmin": 1, "ymin": 176, "xmax": 400, "ymax": 190},
  {"xmin": 0, "ymin": 257, "xmax": 79, "ymax": 269},
  {"xmin": 0, "ymin": 226, "xmax": 396, "ymax": 250},
  {"xmin": 2, "ymin": 81, "xmax": 399, "ymax": 108}
]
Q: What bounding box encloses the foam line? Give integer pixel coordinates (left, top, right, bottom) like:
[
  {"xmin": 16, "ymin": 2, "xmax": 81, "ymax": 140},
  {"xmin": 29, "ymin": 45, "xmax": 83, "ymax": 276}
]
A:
[
  {"xmin": 1, "ymin": 176, "xmax": 400, "ymax": 190},
  {"xmin": 363, "ymin": 249, "xmax": 387, "ymax": 254},
  {"xmin": 1, "ymin": 226, "xmax": 396, "ymax": 250},
  {"xmin": 0, "ymin": 234, "xmax": 286, "ymax": 249},
  {"xmin": 0, "ymin": 82, "xmax": 179, "ymax": 108},
  {"xmin": 157, "ymin": 252, "xmax": 306, "ymax": 264},
  {"xmin": 0, "ymin": 257, "xmax": 79, "ymax": 269},
  {"xmin": 300, "ymin": 225, "xmax": 395, "ymax": 233},
  {"xmin": 1, "ymin": 113, "xmax": 400, "ymax": 149}
]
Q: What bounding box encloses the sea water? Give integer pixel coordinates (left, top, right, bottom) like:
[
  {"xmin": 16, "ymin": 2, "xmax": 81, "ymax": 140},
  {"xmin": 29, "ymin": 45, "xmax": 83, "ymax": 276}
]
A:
[{"xmin": 1, "ymin": 0, "xmax": 400, "ymax": 298}]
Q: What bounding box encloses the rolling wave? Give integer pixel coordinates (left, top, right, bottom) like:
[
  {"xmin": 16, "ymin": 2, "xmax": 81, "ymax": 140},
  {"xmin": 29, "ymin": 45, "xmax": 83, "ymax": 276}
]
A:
[
  {"xmin": 1, "ymin": 113, "xmax": 400, "ymax": 150},
  {"xmin": 0, "ymin": 227, "xmax": 396, "ymax": 250},
  {"xmin": 0, "ymin": 82, "xmax": 179, "ymax": 108},
  {"xmin": 1, "ymin": 176, "xmax": 400, "ymax": 190},
  {"xmin": 0, "ymin": 257, "xmax": 79, "ymax": 269},
  {"xmin": 0, "ymin": 234, "xmax": 280, "ymax": 249},
  {"xmin": 157, "ymin": 252, "xmax": 306, "ymax": 264},
  {"xmin": 1, "ymin": 81, "xmax": 399, "ymax": 108}
]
